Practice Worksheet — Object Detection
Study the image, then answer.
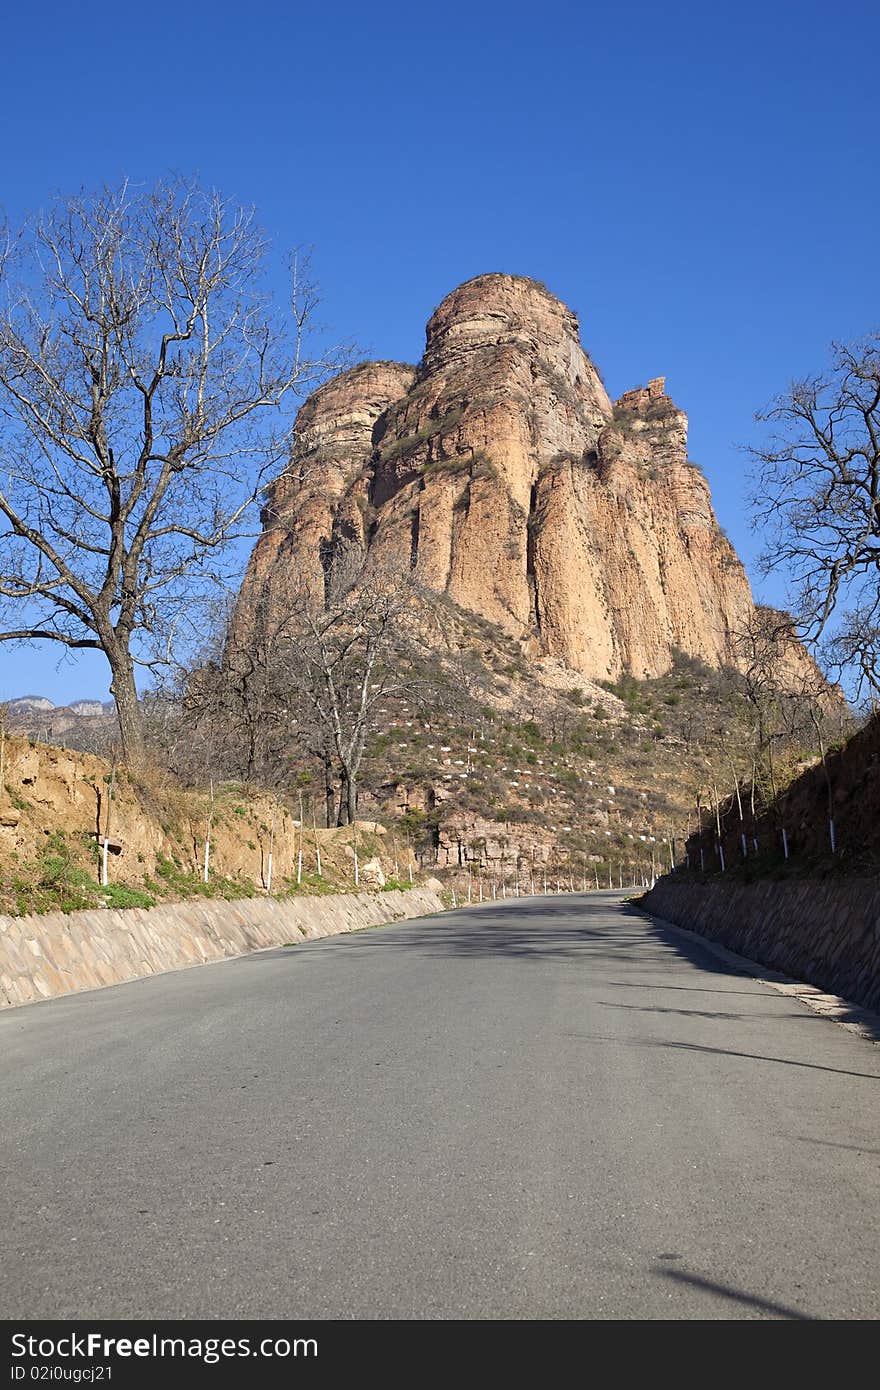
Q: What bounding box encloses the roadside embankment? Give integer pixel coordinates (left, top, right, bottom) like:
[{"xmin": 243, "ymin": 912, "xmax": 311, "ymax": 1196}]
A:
[
  {"xmin": 642, "ymin": 876, "xmax": 880, "ymax": 1011},
  {"xmin": 0, "ymin": 733, "xmax": 413, "ymax": 915},
  {"xmin": 0, "ymin": 887, "xmax": 445, "ymax": 1009}
]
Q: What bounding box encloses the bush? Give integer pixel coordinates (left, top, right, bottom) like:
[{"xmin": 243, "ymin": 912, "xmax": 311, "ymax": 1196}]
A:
[
  {"xmin": 379, "ymin": 407, "xmax": 465, "ymax": 465},
  {"xmin": 102, "ymin": 884, "xmax": 156, "ymax": 910},
  {"xmin": 282, "ymin": 872, "xmax": 338, "ymax": 897}
]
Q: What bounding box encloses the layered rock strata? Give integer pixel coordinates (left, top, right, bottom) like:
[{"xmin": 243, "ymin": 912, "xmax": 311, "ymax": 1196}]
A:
[{"xmin": 238, "ymin": 273, "xmax": 755, "ymax": 681}]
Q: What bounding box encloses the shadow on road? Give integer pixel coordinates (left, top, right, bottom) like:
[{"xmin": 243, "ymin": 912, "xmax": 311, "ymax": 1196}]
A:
[
  {"xmin": 251, "ymin": 894, "xmax": 880, "ymax": 1043},
  {"xmin": 351, "ymin": 899, "xmax": 773, "ymax": 980},
  {"xmin": 655, "ymin": 1267, "xmax": 816, "ymax": 1320},
  {"xmin": 597, "ymin": 1000, "xmax": 821, "ymax": 1022},
  {"xmin": 565, "ymin": 1032, "xmax": 880, "ymax": 1082},
  {"xmin": 782, "ymin": 1134, "xmax": 880, "ymax": 1157}
]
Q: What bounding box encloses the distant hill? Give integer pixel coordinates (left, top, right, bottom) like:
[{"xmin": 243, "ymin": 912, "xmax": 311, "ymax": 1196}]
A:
[
  {"xmin": 5, "ymin": 695, "xmax": 112, "ymax": 718},
  {"xmin": 3, "ymin": 695, "xmax": 116, "ymax": 755}
]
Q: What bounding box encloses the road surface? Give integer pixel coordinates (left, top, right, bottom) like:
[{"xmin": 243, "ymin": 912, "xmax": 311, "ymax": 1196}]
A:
[{"xmin": 2, "ymin": 892, "xmax": 878, "ymax": 1319}]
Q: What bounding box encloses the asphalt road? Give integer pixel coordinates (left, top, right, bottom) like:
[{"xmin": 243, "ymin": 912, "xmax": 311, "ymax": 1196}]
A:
[{"xmin": 2, "ymin": 892, "xmax": 879, "ymax": 1320}]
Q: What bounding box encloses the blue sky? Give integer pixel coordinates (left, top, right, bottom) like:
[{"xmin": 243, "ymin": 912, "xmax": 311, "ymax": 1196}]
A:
[{"xmin": 1, "ymin": 0, "xmax": 878, "ymax": 702}]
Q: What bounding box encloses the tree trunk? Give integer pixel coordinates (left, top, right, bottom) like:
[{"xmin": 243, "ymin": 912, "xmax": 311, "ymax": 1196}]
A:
[
  {"xmin": 108, "ymin": 648, "xmax": 144, "ymax": 765},
  {"xmin": 323, "ymin": 753, "xmax": 336, "ymax": 829},
  {"xmin": 337, "ymin": 769, "xmax": 357, "ymax": 826},
  {"xmin": 337, "ymin": 770, "xmax": 350, "ymax": 826},
  {"xmin": 246, "ymin": 718, "xmax": 259, "ymax": 782}
]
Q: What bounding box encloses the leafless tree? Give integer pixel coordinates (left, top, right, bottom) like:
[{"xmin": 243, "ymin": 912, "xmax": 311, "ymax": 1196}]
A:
[
  {"xmin": 177, "ymin": 596, "xmax": 337, "ymax": 815},
  {"xmin": 731, "ymin": 606, "xmax": 800, "ymax": 806},
  {"xmin": 273, "ymin": 565, "xmax": 427, "ymax": 824},
  {"xmin": 750, "ymin": 333, "xmax": 880, "ymax": 696},
  {"xmin": 730, "ymin": 606, "xmax": 852, "ymax": 845},
  {"xmin": 178, "ymin": 596, "xmax": 296, "ymax": 786},
  {"xmin": 0, "ymin": 177, "xmax": 347, "ymax": 761}
]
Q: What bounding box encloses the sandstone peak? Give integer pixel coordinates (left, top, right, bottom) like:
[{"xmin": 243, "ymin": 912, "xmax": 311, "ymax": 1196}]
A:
[
  {"xmin": 292, "ymin": 358, "xmax": 416, "ymax": 434},
  {"xmin": 238, "ymin": 275, "xmax": 760, "ymax": 683},
  {"xmin": 426, "ymin": 272, "xmax": 580, "ymax": 340},
  {"xmin": 614, "ymin": 377, "xmax": 669, "ymax": 411}
]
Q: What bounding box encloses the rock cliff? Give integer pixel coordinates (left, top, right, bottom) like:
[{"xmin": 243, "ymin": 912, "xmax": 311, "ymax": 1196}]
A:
[{"xmin": 238, "ymin": 273, "xmax": 756, "ymax": 681}]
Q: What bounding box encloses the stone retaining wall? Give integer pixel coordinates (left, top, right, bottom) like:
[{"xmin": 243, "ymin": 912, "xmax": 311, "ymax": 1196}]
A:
[
  {"xmin": 643, "ymin": 877, "xmax": 880, "ymax": 1011},
  {"xmin": 0, "ymin": 888, "xmax": 445, "ymax": 1009}
]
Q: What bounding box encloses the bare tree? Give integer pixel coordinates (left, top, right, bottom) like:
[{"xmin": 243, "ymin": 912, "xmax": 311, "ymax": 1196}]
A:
[
  {"xmin": 162, "ymin": 561, "xmax": 432, "ymax": 824},
  {"xmin": 750, "ymin": 333, "xmax": 880, "ymax": 696},
  {"xmin": 184, "ymin": 606, "xmax": 338, "ymax": 817},
  {"xmin": 271, "ymin": 565, "xmax": 426, "ymax": 825},
  {"xmin": 731, "ymin": 605, "xmax": 801, "ymax": 811},
  {"xmin": 0, "ymin": 177, "xmax": 346, "ymax": 761},
  {"xmin": 181, "ymin": 594, "xmax": 299, "ymax": 787}
]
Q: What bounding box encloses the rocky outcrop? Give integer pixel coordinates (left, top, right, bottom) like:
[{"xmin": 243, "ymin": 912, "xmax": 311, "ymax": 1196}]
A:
[
  {"xmin": 238, "ymin": 360, "xmax": 416, "ymax": 617},
  {"xmin": 238, "ymin": 273, "xmax": 757, "ymax": 681}
]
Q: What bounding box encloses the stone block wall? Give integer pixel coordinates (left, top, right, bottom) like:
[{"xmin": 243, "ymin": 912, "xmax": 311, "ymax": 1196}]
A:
[
  {"xmin": 643, "ymin": 877, "xmax": 880, "ymax": 1011},
  {"xmin": 0, "ymin": 887, "xmax": 445, "ymax": 1010}
]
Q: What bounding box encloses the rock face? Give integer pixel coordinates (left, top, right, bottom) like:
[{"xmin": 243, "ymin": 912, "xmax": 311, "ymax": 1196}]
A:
[
  {"xmin": 238, "ymin": 273, "xmax": 756, "ymax": 681},
  {"xmin": 240, "ymin": 360, "xmax": 417, "ymax": 614}
]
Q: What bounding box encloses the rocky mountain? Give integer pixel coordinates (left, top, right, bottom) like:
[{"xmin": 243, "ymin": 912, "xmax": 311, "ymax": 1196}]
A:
[
  {"xmin": 5, "ymin": 696, "xmax": 55, "ymax": 713},
  {"xmin": 216, "ymin": 274, "xmax": 842, "ymax": 890},
  {"xmin": 4, "ymin": 696, "xmax": 111, "ymax": 718},
  {"xmin": 239, "ymin": 273, "xmax": 756, "ymax": 682},
  {"xmin": 3, "ymin": 696, "xmax": 116, "ymax": 755}
]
